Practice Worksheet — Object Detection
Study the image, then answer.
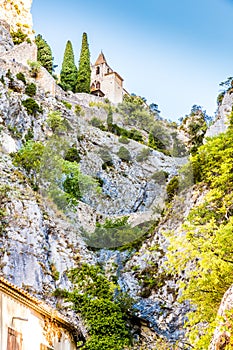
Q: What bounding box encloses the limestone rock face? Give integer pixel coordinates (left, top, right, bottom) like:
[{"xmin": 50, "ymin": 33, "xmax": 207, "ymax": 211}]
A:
[
  {"xmin": 0, "ymin": 0, "xmax": 33, "ymax": 38},
  {"xmin": 0, "ymin": 21, "xmax": 14, "ymax": 54},
  {"xmin": 205, "ymin": 91, "xmax": 233, "ymax": 138}
]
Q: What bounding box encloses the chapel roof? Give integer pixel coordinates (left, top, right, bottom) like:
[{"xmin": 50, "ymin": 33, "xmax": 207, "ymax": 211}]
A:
[{"xmin": 95, "ymin": 51, "xmax": 107, "ymax": 65}]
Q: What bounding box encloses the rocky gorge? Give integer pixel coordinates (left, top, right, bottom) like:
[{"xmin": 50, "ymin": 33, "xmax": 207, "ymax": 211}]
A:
[{"xmin": 0, "ymin": 3, "xmax": 233, "ymax": 349}]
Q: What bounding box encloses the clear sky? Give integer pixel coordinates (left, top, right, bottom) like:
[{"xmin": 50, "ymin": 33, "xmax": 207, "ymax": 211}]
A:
[{"xmin": 31, "ymin": 0, "xmax": 233, "ymax": 121}]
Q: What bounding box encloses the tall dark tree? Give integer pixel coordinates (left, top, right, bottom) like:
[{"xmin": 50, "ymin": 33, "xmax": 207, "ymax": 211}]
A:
[
  {"xmin": 60, "ymin": 40, "xmax": 78, "ymax": 92},
  {"xmin": 76, "ymin": 33, "xmax": 91, "ymax": 93},
  {"xmin": 35, "ymin": 34, "xmax": 53, "ymax": 74}
]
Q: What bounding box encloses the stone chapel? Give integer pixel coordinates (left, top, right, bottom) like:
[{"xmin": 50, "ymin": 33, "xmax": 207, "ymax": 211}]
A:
[{"xmin": 91, "ymin": 52, "xmax": 126, "ymax": 104}]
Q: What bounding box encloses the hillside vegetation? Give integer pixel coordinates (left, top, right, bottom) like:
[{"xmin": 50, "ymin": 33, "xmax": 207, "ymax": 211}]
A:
[{"xmin": 166, "ymin": 111, "xmax": 233, "ymax": 348}]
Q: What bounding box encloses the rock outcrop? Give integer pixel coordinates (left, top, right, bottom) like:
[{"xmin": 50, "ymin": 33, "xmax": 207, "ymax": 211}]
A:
[{"xmin": 205, "ymin": 91, "xmax": 233, "ymax": 138}]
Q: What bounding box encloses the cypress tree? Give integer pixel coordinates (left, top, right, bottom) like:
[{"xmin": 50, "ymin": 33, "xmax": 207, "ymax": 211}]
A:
[
  {"xmin": 60, "ymin": 40, "xmax": 78, "ymax": 93},
  {"xmin": 35, "ymin": 34, "xmax": 53, "ymax": 74},
  {"xmin": 76, "ymin": 33, "xmax": 91, "ymax": 93}
]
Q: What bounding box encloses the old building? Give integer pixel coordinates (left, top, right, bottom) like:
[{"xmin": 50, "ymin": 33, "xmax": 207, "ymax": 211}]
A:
[
  {"xmin": 91, "ymin": 52, "xmax": 125, "ymax": 104},
  {"xmin": 0, "ymin": 277, "xmax": 81, "ymax": 350}
]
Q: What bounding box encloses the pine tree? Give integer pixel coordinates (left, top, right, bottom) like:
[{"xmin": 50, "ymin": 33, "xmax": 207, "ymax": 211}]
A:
[
  {"xmin": 60, "ymin": 40, "xmax": 78, "ymax": 92},
  {"xmin": 35, "ymin": 34, "xmax": 53, "ymax": 74},
  {"xmin": 76, "ymin": 33, "xmax": 91, "ymax": 93}
]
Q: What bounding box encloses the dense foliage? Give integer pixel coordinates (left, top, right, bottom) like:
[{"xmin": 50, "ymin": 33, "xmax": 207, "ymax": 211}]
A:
[
  {"xmin": 35, "ymin": 34, "xmax": 53, "ymax": 74},
  {"xmin": 16, "ymin": 72, "xmax": 26, "ymax": 84},
  {"xmin": 76, "ymin": 32, "xmax": 91, "ymax": 93},
  {"xmin": 12, "ymin": 136, "xmax": 100, "ymax": 209},
  {"xmin": 83, "ymin": 216, "xmax": 151, "ymax": 249},
  {"xmin": 60, "ymin": 40, "xmax": 78, "ymax": 92},
  {"xmin": 25, "ymin": 83, "xmax": 36, "ymax": 97},
  {"xmin": 22, "ymin": 98, "xmax": 42, "ymax": 116},
  {"xmin": 179, "ymin": 105, "xmax": 209, "ymax": 154},
  {"xmin": 68, "ymin": 264, "xmax": 132, "ymax": 350},
  {"xmin": 166, "ymin": 111, "xmax": 233, "ymax": 348},
  {"xmin": 10, "ymin": 29, "xmax": 28, "ymax": 45}
]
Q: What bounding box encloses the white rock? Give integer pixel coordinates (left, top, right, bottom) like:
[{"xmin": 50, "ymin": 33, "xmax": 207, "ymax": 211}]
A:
[{"xmin": 0, "ymin": 132, "xmax": 17, "ymax": 153}]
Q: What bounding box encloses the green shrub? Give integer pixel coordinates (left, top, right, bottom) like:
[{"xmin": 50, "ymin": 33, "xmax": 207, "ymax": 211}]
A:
[
  {"xmin": 117, "ymin": 146, "xmax": 131, "ymax": 162},
  {"xmin": 99, "ymin": 148, "xmax": 113, "ymax": 168},
  {"xmin": 166, "ymin": 176, "xmax": 179, "ymax": 201},
  {"xmin": 136, "ymin": 147, "xmax": 150, "ymax": 162},
  {"xmin": 24, "ymin": 128, "xmax": 34, "ymax": 142},
  {"xmin": 84, "ymin": 216, "xmax": 129, "ymax": 248},
  {"xmin": 12, "ymin": 140, "xmax": 45, "ymax": 173},
  {"xmin": 68, "ymin": 264, "xmax": 132, "ymax": 350},
  {"xmin": 89, "ymin": 101, "xmax": 109, "ymax": 110},
  {"xmin": 128, "ymin": 128, "xmax": 143, "ymax": 142},
  {"xmin": 151, "ymin": 170, "xmax": 169, "ymax": 184},
  {"xmin": 47, "ymin": 111, "xmax": 67, "ymax": 133},
  {"xmin": 119, "ymin": 136, "xmax": 130, "ymax": 144},
  {"xmin": 50, "ymin": 262, "xmax": 60, "ymax": 281},
  {"xmin": 22, "ymin": 98, "xmax": 42, "ymax": 116},
  {"xmin": 8, "ymin": 125, "xmax": 22, "ymax": 139},
  {"xmin": 25, "ymin": 83, "xmax": 36, "ymax": 97},
  {"xmin": 27, "ymin": 60, "xmax": 41, "ymax": 78},
  {"xmin": 75, "ymin": 104, "xmax": 82, "ymax": 116},
  {"xmin": 0, "ymin": 184, "xmax": 11, "ymax": 235},
  {"xmin": 64, "ymin": 147, "xmax": 81, "ymax": 163},
  {"xmin": 11, "ymin": 29, "xmax": 27, "ymax": 45},
  {"xmin": 217, "ymin": 91, "xmax": 225, "ymax": 105},
  {"xmin": 16, "ymin": 72, "xmax": 26, "ymax": 84},
  {"xmin": 112, "ymin": 124, "xmax": 143, "ymax": 143},
  {"xmin": 12, "ymin": 140, "xmax": 99, "ymax": 204},
  {"xmin": 61, "ymin": 100, "xmax": 72, "ymax": 110},
  {"xmin": 90, "ymin": 117, "xmax": 106, "ymax": 131},
  {"xmin": 0, "ymin": 75, "xmax": 5, "ymax": 85}
]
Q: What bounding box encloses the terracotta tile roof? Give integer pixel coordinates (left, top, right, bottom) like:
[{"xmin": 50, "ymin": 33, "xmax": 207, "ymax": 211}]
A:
[
  {"xmin": 95, "ymin": 51, "xmax": 107, "ymax": 65},
  {"xmin": 104, "ymin": 71, "xmax": 124, "ymax": 81}
]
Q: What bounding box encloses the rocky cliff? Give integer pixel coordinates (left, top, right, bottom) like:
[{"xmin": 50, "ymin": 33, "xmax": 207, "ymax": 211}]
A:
[{"xmin": 0, "ymin": 16, "xmax": 233, "ymax": 349}]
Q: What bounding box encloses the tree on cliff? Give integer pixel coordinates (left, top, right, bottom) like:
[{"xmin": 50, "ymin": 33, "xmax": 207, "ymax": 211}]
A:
[
  {"xmin": 60, "ymin": 40, "xmax": 78, "ymax": 92},
  {"xmin": 35, "ymin": 34, "xmax": 53, "ymax": 74},
  {"xmin": 76, "ymin": 33, "xmax": 91, "ymax": 93}
]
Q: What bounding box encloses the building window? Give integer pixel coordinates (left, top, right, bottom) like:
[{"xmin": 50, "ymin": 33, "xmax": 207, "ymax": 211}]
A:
[
  {"xmin": 7, "ymin": 328, "xmax": 22, "ymax": 350},
  {"xmin": 96, "ymin": 66, "xmax": 100, "ymax": 75},
  {"xmin": 96, "ymin": 81, "xmax": 101, "ymax": 89}
]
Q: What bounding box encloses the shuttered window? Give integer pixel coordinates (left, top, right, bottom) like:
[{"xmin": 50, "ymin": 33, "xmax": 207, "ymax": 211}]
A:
[{"xmin": 7, "ymin": 328, "xmax": 22, "ymax": 350}]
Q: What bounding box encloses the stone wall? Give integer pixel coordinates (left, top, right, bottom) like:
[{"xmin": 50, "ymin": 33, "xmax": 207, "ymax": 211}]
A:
[
  {"xmin": 36, "ymin": 66, "xmax": 56, "ymax": 96},
  {"xmin": 0, "ymin": 0, "xmax": 33, "ymax": 38},
  {"xmin": 0, "ymin": 41, "xmax": 37, "ymax": 66}
]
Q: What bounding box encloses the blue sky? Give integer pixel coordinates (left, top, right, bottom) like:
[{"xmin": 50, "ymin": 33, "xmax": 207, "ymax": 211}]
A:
[{"xmin": 31, "ymin": 0, "xmax": 233, "ymax": 121}]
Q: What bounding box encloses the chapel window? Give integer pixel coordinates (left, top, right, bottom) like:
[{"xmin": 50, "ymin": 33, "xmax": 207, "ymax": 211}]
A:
[{"xmin": 96, "ymin": 66, "xmax": 100, "ymax": 75}]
